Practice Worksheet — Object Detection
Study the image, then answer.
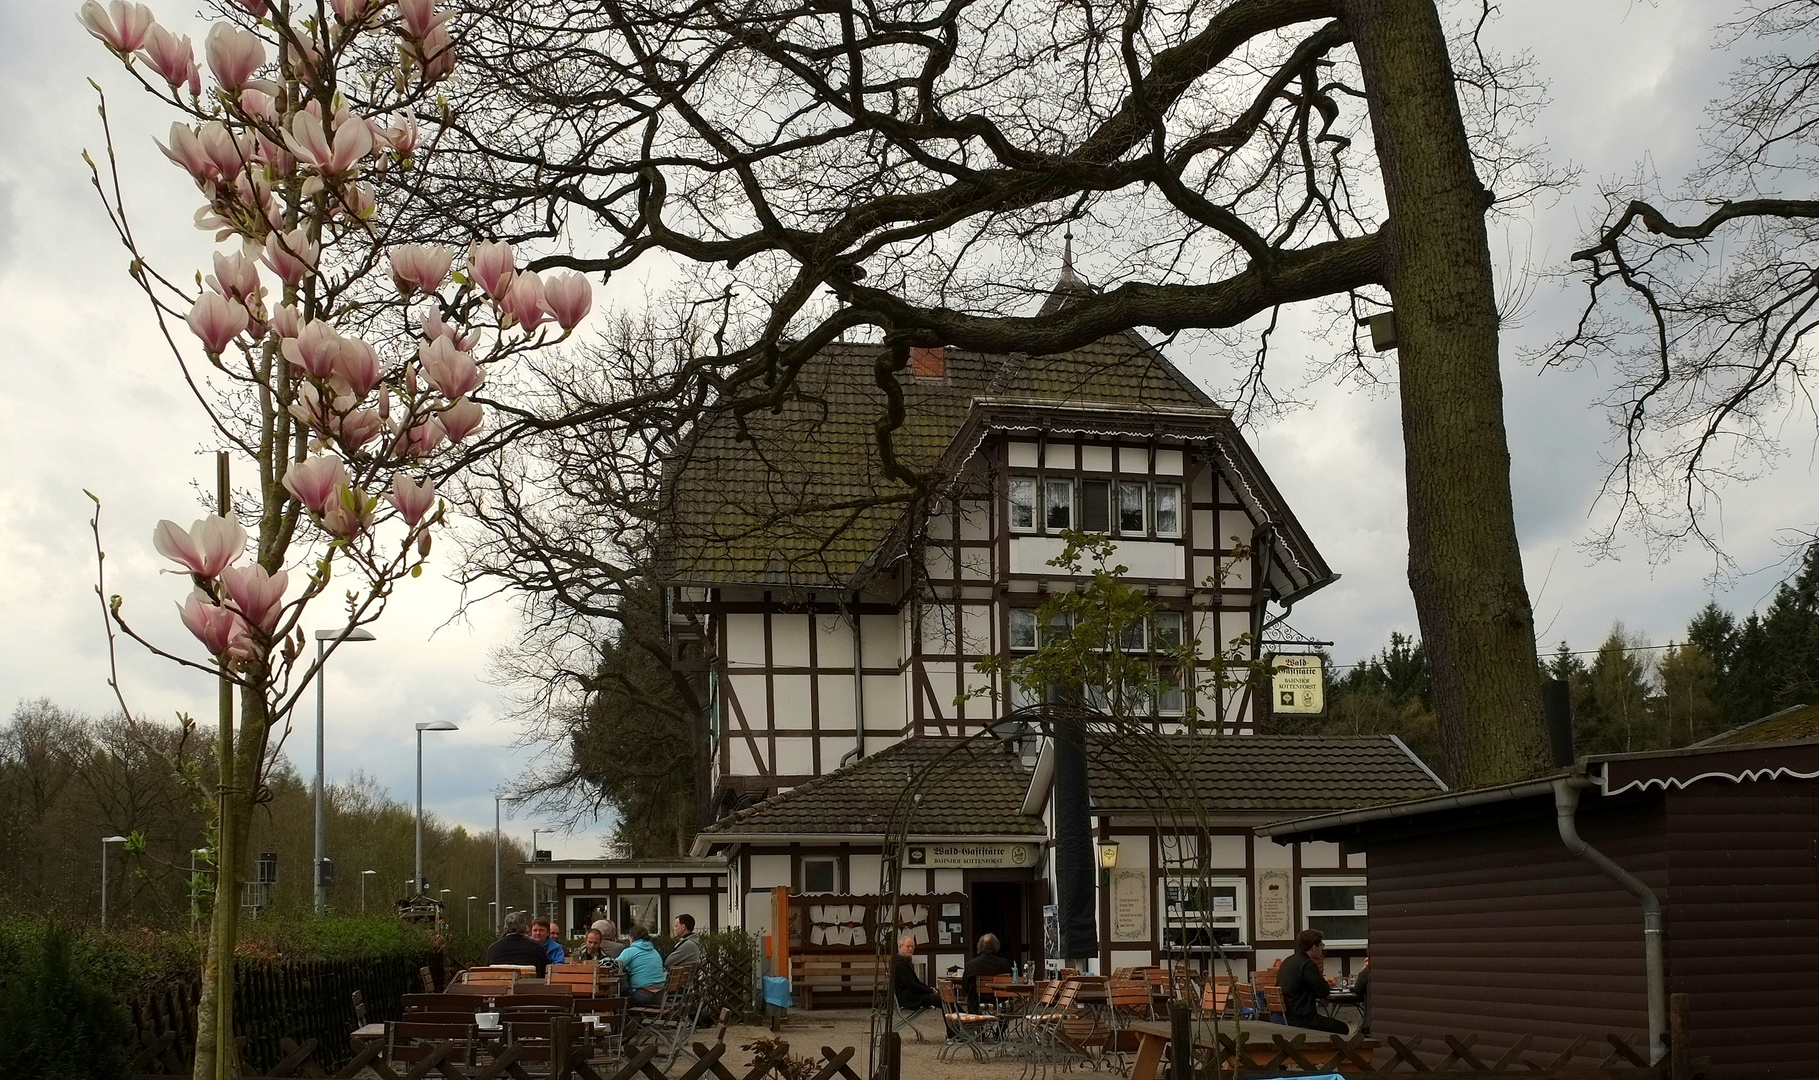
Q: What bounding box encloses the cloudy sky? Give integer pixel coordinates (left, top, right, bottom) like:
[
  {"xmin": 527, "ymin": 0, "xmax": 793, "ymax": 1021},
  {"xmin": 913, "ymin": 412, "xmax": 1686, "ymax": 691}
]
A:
[{"xmin": 0, "ymin": 1, "xmax": 1814, "ymax": 849}]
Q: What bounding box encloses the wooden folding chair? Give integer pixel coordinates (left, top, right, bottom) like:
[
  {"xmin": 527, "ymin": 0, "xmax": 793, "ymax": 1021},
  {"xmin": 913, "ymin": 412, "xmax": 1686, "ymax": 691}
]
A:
[
  {"xmin": 547, "ymin": 962, "xmax": 603, "ymax": 997},
  {"xmin": 386, "ymin": 1020, "xmax": 478, "ymax": 1067},
  {"xmin": 937, "ymin": 979, "xmax": 995, "ymax": 1064}
]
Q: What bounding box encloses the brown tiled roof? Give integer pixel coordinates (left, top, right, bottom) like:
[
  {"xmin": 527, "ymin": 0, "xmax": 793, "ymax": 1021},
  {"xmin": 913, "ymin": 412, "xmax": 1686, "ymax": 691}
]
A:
[
  {"xmin": 1690, "ymin": 703, "xmax": 1819, "ymax": 747},
  {"xmin": 1086, "ymin": 733, "xmax": 1446, "ymax": 815},
  {"xmin": 694, "ymin": 737, "xmax": 1046, "ymax": 844},
  {"xmin": 662, "ymin": 330, "xmax": 1218, "ymax": 588}
]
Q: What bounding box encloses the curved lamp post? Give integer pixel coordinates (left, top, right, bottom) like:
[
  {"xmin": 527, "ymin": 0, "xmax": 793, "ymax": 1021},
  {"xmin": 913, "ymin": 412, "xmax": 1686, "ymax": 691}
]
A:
[
  {"xmin": 312, "ymin": 627, "xmax": 376, "ymax": 914},
  {"xmin": 414, "ymin": 721, "xmax": 458, "ymax": 894},
  {"xmin": 361, "ymin": 868, "xmax": 377, "ymax": 913}
]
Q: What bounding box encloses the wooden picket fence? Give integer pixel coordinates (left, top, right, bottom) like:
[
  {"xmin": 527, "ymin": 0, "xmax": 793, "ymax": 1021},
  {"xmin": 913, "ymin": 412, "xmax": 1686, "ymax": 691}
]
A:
[{"xmin": 1214, "ymin": 1030, "xmax": 1666, "ymax": 1077}]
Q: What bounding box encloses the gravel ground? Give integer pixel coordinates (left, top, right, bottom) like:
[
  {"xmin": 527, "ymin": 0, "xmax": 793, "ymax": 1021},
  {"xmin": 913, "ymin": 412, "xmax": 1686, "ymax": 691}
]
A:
[{"xmin": 713, "ymin": 1007, "xmax": 1117, "ymax": 1080}]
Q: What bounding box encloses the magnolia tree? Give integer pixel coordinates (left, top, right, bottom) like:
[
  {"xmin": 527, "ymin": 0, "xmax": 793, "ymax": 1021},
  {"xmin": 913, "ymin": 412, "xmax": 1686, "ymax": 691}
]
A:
[{"xmin": 79, "ymin": 1, "xmax": 590, "ymax": 1074}]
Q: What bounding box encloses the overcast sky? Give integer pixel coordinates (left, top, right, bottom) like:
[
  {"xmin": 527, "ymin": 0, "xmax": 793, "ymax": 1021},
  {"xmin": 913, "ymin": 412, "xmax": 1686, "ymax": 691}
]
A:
[{"xmin": 1, "ymin": 1, "xmax": 1814, "ymax": 849}]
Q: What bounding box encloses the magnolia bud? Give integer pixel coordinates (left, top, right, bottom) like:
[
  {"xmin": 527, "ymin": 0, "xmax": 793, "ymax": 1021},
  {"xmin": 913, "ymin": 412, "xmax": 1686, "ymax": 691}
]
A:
[{"xmin": 417, "ymin": 530, "xmax": 432, "ymax": 558}]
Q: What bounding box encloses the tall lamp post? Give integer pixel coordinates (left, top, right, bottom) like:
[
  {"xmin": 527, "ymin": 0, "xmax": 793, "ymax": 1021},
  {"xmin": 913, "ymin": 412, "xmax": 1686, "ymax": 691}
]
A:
[
  {"xmin": 101, "ymin": 835, "xmax": 128, "ymax": 928},
  {"xmin": 414, "ymin": 721, "xmax": 458, "ymax": 894},
  {"xmin": 312, "ymin": 627, "xmax": 376, "ymax": 914},
  {"xmin": 494, "ymin": 794, "xmax": 520, "ymax": 933},
  {"xmin": 439, "ymin": 888, "xmax": 451, "ymax": 929},
  {"xmin": 361, "ymin": 869, "xmax": 377, "ymax": 913},
  {"xmin": 467, "ymin": 895, "xmax": 477, "ymax": 935}
]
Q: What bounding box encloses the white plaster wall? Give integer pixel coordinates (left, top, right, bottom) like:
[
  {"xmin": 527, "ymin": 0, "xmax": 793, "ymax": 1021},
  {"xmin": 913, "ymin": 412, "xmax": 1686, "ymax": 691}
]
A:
[
  {"xmin": 1008, "ymin": 441, "xmax": 1040, "ymax": 468},
  {"xmin": 1118, "ymin": 447, "xmax": 1147, "ymax": 473},
  {"xmin": 770, "ymin": 614, "xmax": 809, "ymax": 667},
  {"xmin": 1205, "ymin": 834, "xmax": 1247, "ymax": 869},
  {"xmin": 1299, "ymin": 841, "xmax": 1340, "ymax": 869},
  {"xmin": 724, "ymin": 738, "xmax": 759, "ymax": 776},
  {"xmin": 726, "ymin": 674, "xmax": 768, "ymax": 726},
  {"xmin": 723, "ymin": 613, "xmax": 767, "ymax": 667},
  {"xmin": 671, "ymin": 894, "xmax": 712, "ymax": 931},
  {"xmin": 933, "ymin": 870, "xmax": 964, "ymax": 892},
  {"xmin": 925, "ymin": 546, "xmax": 956, "ymax": 582},
  {"xmin": 1192, "ymin": 509, "xmax": 1217, "ymax": 543},
  {"xmin": 773, "ymin": 675, "xmax": 812, "ymax": 729},
  {"xmin": 1253, "ymin": 836, "xmax": 1293, "ymax": 869},
  {"xmin": 861, "ymin": 615, "xmax": 901, "ymax": 667},
  {"xmin": 849, "ymin": 853, "xmax": 884, "ymax": 894},
  {"xmin": 1349, "ymin": 851, "xmax": 1366, "ymax": 868},
  {"xmin": 1154, "ymin": 449, "xmax": 1183, "ymax": 475},
  {"xmin": 774, "ymin": 737, "xmax": 815, "ymax": 775},
  {"xmin": 1112, "ymin": 833, "xmax": 1152, "ymax": 868},
  {"xmin": 959, "ymin": 500, "xmax": 991, "ymax": 540},
  {"xmin": 1081, "ymin": 445, "xmax": 1114, "ymax": 472},
  {"xmin": 748, "ymin": 855, "xmax": 792, "ymax": 889},
  {"xmin": 959, "ymin": 547, "xmax": 992, "ymax": 579},
  {"xmin": 1218, "ymin": 510, "xmax": 1253, "ymax": 546},
  {"xmin": 864, "ymin": 675, "xmax": 905, "ymax": 726},
  {"xmin": 817, "ymin": 674, "xmax": 855, "ymax": 726}
]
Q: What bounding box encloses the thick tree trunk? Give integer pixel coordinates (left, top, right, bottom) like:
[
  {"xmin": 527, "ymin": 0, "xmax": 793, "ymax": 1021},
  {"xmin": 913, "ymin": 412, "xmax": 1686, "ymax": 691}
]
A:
[{"xmin": 1345, "ymin": 0, "xmax": 1548, "ymax": 786}]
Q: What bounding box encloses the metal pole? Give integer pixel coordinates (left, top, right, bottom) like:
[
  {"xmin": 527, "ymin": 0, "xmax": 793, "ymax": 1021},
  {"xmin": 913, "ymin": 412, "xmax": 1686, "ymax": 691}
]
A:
[
  {"xmin": 530, "ymin": 828, "xmax": 542, "ymax": 915},
  {"xmin": 314, "ymin": 635, "xmax": 326, "ymax": 913},
  {"xmin": 467, "ymin": 896, "xmax": 474, "ymax": 935},
  {"xmin": 101, "ymin": 839, "xmax": 110, "ymax": 929},
  {"xmin": 360, "ymin": 872, "xmax": 366, "ymax": 914},
  {"xmin": 495, "ymin": 796, "xmax": 503, "ymax": 926},
  {"xmin": 415, "ymin": 726, "xmax": 425, "ymax": 895}
]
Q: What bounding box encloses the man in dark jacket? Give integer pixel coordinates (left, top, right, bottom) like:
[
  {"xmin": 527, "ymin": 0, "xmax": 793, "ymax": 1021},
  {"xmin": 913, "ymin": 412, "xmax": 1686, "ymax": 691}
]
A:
[
  {"xmin": 892, "ymin": 935, "xmax": 941, "ymax": 1010},
  {"xmin": 1278, "ymin": 929, "xmax": 1348, "ymax": 1033},
  {"xmin": 960, "ymin": 933, "xmax": 1013, "ymax": 1010},
  {"xmin": 483, "ymin": 912, "xmax": 549, "ymax": 975}
]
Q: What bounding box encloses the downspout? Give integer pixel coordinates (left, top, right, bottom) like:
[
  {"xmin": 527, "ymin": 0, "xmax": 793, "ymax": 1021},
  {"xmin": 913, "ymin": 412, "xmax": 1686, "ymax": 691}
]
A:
[
  {"xmin": 1552, "ymin": 776, "xmax": 1665, "ymax": 1064},
  {"xmin": 839, "ymin": 591, "xmax": 866, "ymax": 767}
]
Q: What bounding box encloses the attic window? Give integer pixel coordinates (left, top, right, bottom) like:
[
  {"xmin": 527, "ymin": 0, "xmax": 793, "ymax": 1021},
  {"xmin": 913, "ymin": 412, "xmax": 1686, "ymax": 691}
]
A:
[{"xmin": 802, "ymin": 859, "xmax": 837, "ymax": 893}]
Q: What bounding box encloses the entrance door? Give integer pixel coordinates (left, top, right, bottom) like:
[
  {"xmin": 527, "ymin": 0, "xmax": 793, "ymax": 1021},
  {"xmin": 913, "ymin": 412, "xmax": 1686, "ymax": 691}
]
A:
[{"xmin": 972, "ymin": 881, "xmax": 1029, "ymax": 965}]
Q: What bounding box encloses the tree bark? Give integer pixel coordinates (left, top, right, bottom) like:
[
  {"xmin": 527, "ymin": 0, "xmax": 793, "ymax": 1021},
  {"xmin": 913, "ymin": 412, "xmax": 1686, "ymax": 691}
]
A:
[{"xmin": 1345, "ymin": 0, "xmax": 1548, "ymax": 786}]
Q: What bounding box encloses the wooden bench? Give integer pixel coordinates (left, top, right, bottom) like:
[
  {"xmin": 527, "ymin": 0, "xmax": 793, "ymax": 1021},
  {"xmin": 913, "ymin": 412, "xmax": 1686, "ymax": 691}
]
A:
[{"xmin": 790, "ymin": 954, "xmax": 892, "ymax": 1010}]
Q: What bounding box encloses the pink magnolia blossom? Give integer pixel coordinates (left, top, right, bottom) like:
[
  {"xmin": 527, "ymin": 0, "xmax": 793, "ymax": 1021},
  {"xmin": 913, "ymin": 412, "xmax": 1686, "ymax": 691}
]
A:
[
  {"xmin": 321, "ymin": 485, "xmax": 377, "ymax": 539},
  {"xmin": 337, "ymin": 408, "xmax": 383, "ymax": 449},
  {"xmin": 281, "ymin": 455, "xmax": 349, "ymax": 515},
  {"xmin": 240, "ymin": 88, "xmax": 279, "ymax": 125},
  {"xmin": 220, "ymin": 564, "xmax": 287, "ymax": 633},
  {"xmin": 419, "ymin": 22, "xmax": 455, "ymax": 81},
  {"xmin": 377, "ymin": 388, "xmax": 391, "ymax": 421},
  {"xmin": 396, "ymin": 0, "xmax": 448, "ymax": 40},
  {"xmin": 389, "ymin": 244, "xmax": 454, "ymax": 296},
  {"xmin": 205, "ymin": 22, "xmax": 266, "ymax": 91},
  {"xmin": 138, "ymin": 24, "xmax": 200, "ymax": 94},
  {"xmin": 467, "ymin": 240, "xmax": 515, "ymax": 298},
  {"xmin": 262, "ymin": 227, "xmax": 320, "ymax": 285},
  {"xmin": 78, "ymin": 1, "xmax": 155, "ymax": 54},
  {"xmin": 153, "ymin": 515, "xmax": 247, "ymax": 578},
  {"xmin": 178, "ymin": 590, "xmax": 255, "ymax": 659},
  {"xmin": 287, "ymin": 382, "xmax": 333, "ymax": 434},
  {"xmin": 272, "ymin": 303, "xmax": 302, "ymax": 339},
  {"xmin": 231, "ymin": 0, "xmax": 270, "ymax": 16},
  {"xmin": 417, "ymin": 337, "xmax": 482, "ymax": 399},
  {"xmin": 421, "ymin": 310, "xmax": 478, "ymax": 350},
  {"xmin": 439, "ymin": 397, "xmax": 484, "ymax": 442},
  {"xmin": 283, "ymin": 111, "xmax": 373, "ymax": 175},
  {"xmin": 331, "ymin": 336, "xmax": 383, "ymax": 398},
  {"xmin": 389, "ymin": 474, "xmax": 437, "ymax": 526},
  {"xmin": 331, "ymin": 0, "xmax": 371, "ymax": 22},
  {"xmin": 400, "ymin": 415, "xmax": 447, "ymax": 458},
  {"xmin": 501, "ymin": 270, "xmax": 548, "ymax": 330},
  {"xmin": 207, "ymin": 250, "xmax": 263, "ymax": 306},
  {"xmin": 281, "ymin": 319, "xmax": 341, "ymax": 379},
  {"xmin": 199, "ymin": 121, "xmax": 250, "ymax": 181},
  {"xmin": 341, "ymin": 181, "xmax": 377, "ymax": 220},
  {"xmin": 156, "ymin": 123, "xmax": 216, "ymax": 186},
  {"xmin": 379, "ymin": 112, "xmax": 419, "ymax": 156},
  {"xmin": 542, "ymin": 271, "xmax": 592, "ymax": 330},
  {"xmin": 186, "ymin": 292, "xmax": 248, "ymax": 354}
]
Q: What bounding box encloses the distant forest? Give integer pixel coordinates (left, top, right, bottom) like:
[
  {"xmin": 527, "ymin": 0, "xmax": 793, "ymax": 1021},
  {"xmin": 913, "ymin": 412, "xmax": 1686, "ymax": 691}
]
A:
[{"xmin": 1270, "ymin": 542, "xmax": 1819, "ymax": 778}]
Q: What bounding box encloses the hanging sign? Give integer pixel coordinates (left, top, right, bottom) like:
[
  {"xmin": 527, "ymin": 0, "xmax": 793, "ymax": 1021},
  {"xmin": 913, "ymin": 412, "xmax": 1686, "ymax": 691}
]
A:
[
  {"xmin": 1271, "ymin": 654, "xmax": 1325, "ymax": 715},
  {"xmin": 903, "ymin": 841, "xmax": 1042, "ymax": 869},
  {"xmin": 1109, "ymin": 869, "xmax": 1150, "ymax": 942}
]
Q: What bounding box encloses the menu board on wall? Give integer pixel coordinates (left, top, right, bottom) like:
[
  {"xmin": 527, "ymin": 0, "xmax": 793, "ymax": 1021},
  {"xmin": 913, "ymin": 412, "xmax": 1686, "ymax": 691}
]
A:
[
  {"xmin": 1109, "ymin": 869, "xmax": 1150, "ymax": 942},
  {"xmin": 1256, "ymin": 868, "xmax": 1293, "ymax": 941}
]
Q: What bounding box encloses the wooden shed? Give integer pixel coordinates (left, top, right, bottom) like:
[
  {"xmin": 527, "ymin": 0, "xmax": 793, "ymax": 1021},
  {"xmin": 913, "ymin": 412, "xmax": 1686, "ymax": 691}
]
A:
[{"xmin": 1258, "ymin": 735, "xmax": 1819, "ymax": 1080}]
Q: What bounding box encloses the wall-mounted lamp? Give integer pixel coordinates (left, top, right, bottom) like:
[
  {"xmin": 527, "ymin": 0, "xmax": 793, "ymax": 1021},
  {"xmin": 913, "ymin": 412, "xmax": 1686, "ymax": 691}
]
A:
[{"xmin": 1097, "ymin": 839, "xmax": 1120, "ymax": 871}]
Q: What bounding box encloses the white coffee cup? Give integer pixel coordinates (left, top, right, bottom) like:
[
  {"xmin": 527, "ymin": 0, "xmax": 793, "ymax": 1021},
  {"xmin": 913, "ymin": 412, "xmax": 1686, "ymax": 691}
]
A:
[{"xmin": 475, "ymin": 1011, "xmax": 501, "ymax": 1029}]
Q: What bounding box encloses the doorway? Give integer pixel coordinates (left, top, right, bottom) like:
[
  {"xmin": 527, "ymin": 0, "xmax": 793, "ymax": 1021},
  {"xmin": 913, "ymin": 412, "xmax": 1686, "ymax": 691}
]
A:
[{"xmin": 971, "ymin": 880, "xmax": 1029, "ymax": 965}]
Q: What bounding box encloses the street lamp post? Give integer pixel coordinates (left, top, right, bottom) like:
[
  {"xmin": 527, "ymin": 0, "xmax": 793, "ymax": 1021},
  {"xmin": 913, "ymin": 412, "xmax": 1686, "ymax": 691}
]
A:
[
  {"xmin": 467, "ymin": 896, "xmax": 476, "ymax": 935},
  {"xmin": 101, "ymin": 835, "xmax": 128, "ymax": 928},
  {"xmin": 361, "ymin": 869, "xmax": 377, "ymax": 913},
  {"xmin": 439, "ymin": 888, "xmax": 451, "ymax": 929},
  {"xmin": 414, "ymin": 721, "xmax": 458, "ymax": 894},
  {"xmin": 494, "ymin": 795, "xmax": 520, "ymax": 935},
  {"xmin": 312, "ymin": 627, "xmax": 375, "ymax": 914}
]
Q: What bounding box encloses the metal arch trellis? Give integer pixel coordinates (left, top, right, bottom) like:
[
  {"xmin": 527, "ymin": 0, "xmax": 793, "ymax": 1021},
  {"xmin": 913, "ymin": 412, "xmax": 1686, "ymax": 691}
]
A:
[{"xmin": 859, "ymin": 705, "xmax": 1254, "ymax": 1080}]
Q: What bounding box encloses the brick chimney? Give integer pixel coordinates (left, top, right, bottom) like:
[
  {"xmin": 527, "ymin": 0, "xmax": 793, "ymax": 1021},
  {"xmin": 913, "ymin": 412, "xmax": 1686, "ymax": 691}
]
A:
[{"xmin": 910, "ymin": 345, "xmax": 946, "ymax": 378}]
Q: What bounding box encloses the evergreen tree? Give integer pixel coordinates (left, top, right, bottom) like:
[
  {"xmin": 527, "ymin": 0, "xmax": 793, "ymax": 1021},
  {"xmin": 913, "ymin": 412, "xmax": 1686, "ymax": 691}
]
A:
[
  {"xmin": 1760, "ymin": 542, "xmax": 1819, "ymax": 711},
  {"xmin": 1657, "ymin": 642, "xmax": 1723, "ymax": 746},
  {"xmin": 1577, "ymin": 623, "xmax": 1659, "ymax": 754}
]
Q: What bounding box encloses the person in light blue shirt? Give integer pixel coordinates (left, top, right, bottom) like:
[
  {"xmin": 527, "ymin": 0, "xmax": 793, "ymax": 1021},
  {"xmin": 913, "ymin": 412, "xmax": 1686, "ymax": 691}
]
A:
[
  {"xmin": 618, "ymin": 924, "xmax": 666, "ymax": 1005},
  {"xmin": 532, "ymin": 916, "xmax": 566, "ymax": 964}
]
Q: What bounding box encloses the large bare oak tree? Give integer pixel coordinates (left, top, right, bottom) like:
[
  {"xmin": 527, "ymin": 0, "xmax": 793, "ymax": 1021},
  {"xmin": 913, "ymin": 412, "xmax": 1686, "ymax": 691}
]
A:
[{"xmin": 435, "ymin": 0, "xmax": 1553, "ymax": 786}]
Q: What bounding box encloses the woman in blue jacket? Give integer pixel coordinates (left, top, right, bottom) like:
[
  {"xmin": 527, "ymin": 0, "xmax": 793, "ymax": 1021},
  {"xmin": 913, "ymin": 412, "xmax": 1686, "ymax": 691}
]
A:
[{"xmin": 618, "ymin": 924, "xmax": 667, "ymax": 1005}]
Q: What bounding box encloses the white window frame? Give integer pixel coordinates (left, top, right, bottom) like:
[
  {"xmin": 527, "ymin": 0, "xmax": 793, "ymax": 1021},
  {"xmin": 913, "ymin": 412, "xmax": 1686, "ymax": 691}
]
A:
[
  {"xmin": 1302, "ymin": 874, "xmax": 1368, "ymax": 948},
  {"xmin": 1152, "ymin": 483, "xmax": 1183, "ymax": 537},
  {"xmin": 1044, "ymin": 477, "xmax": 1074, "ymax": 531},
  {"xmin": 1008, "ymin": 478, "xmax": 1038, "ymax": 532},
  {"xmin": 1008, "ymin": 608, "xmax": 1038, "ymax": 651},
  {"xmin": 1151, "ymin": 611, "xmax": 1184, "ymax": 650},
  {"xmin": 1156, "ymin": 664, "xmax": 1186, "ymax": 716},
  {"xmin": 802, "ymin": 858, "xmax": 839, "ymax": 894},
  {"xmin": 1161, "ymin": 874, "xmax": 1248, "ymax": 949},
  {"xmin": 1117, "ymin": 481, "xmax": 1147, "ymax": 535}
]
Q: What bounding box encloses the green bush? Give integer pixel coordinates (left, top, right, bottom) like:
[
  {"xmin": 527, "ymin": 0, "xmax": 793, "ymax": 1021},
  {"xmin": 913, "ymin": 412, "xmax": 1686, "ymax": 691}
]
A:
[{"xmin": 0, "ymin": 930, "xmax": 131, "ymax": 1080}]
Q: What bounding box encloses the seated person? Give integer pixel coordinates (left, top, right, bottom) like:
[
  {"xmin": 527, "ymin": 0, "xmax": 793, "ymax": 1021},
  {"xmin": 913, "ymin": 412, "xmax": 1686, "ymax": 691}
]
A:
[
  {"xmin": 892, "ymin": 935, "xmax": 941, "ymax": 1010},
  {"xmin": 531, "ymin": 915, "xmax": 567, "ymax": 964},
  {"xmin": 664, "ymin": 913, "xmax": 702, "ymax": 970},
  {"xmin": 1278, "ymin": 929, "xmax": 1349, "ymax": 1034},
  {"xmin": 482, "ymin": 912, "xmax": 549, "ymax": 975},
  {"xmin": 960, "ymin": 933, "xmax": 1013, "ymax": 1010},
  {"xmin": 587, "ymin": 919, "xmax": 627, "ymax": 959},
  {"xmin": 576, "ymin": 924, "xmax": 626, "ymax": 962},
  {"xmin": 617, "ymin": 924, "xmax": 667, "ymax": 1006}
]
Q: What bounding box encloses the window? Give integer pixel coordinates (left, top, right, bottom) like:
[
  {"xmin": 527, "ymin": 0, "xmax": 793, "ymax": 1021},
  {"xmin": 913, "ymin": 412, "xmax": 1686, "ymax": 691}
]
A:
[
  {"xmin": 1042, "ymin": 610, "xmax": 1072, "ymax": 646},
  {"xmin": 1157, "ymin": 665, "xmax": 1185, "ymax": 716},
  {"xmin": 1008, "ymin": 609, "xmax": 1037, "ymax": 650},
  {"xmin": 1115, "ymin": 618, "xmax": 1146, "ymax": 652},
  {"xmin": 618, "ymin": 894, "xmax": 661, "ymax": 934},
  {"xmin": 1078, "ymin": 479, "xmax": 1111, "ymax": 532},
  {"xmin": 1163, "ymin": 877, "xmax": 1247, "ymax": 949},
  {"xmin": 1303, "ymin": 876, "xmax": 1368, "ymax": 947},
  {"xmin": 1009, "ymin": 479, "xmax": 1037, "ymax": 531},
  {"xmin": 1118, "ymin": 482, "xmax": 1146, "ymax": 533},
  {"xmin": 1153, "ymin": 484, "xmax": 1181, "ymax": 537},
  {"xmin": 1152, "ymin": 611, "xmax": 1183, "ymax": 650},
  {"xmin": 1044, "ymin": 478, "xmax": 1073, "ymax": 530},
  {"xmin": 802, "ymin": 859, "xmax": 837, "ymax": 893}
]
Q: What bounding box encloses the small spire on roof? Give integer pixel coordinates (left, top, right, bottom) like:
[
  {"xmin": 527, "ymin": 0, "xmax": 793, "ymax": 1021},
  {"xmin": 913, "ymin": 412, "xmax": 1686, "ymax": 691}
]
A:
[
  {"xmin": 1060, "ymin": 227, "xmax": 1078, "ymax": 283},
  {"xmin": 1039, "ymin": 226, "xmax": 1093, "ymax": 316}
]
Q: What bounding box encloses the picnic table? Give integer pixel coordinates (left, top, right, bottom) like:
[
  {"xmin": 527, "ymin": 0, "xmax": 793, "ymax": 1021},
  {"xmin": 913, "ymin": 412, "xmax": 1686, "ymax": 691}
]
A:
[{"xmin": 1125, "ymin": 1019, "xmax": 1378, "ymax": 1080}]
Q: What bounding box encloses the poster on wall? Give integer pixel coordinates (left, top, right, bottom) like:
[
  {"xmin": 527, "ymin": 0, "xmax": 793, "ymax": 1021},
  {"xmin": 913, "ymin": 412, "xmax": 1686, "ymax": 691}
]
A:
[
  {"xmin": 1256, "ymin": 868, "xmax": 1293, "ymax": 940},
  {"xmin": 1109, "ymin": 868, "xmax": 1150, "ymax": 942}
]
